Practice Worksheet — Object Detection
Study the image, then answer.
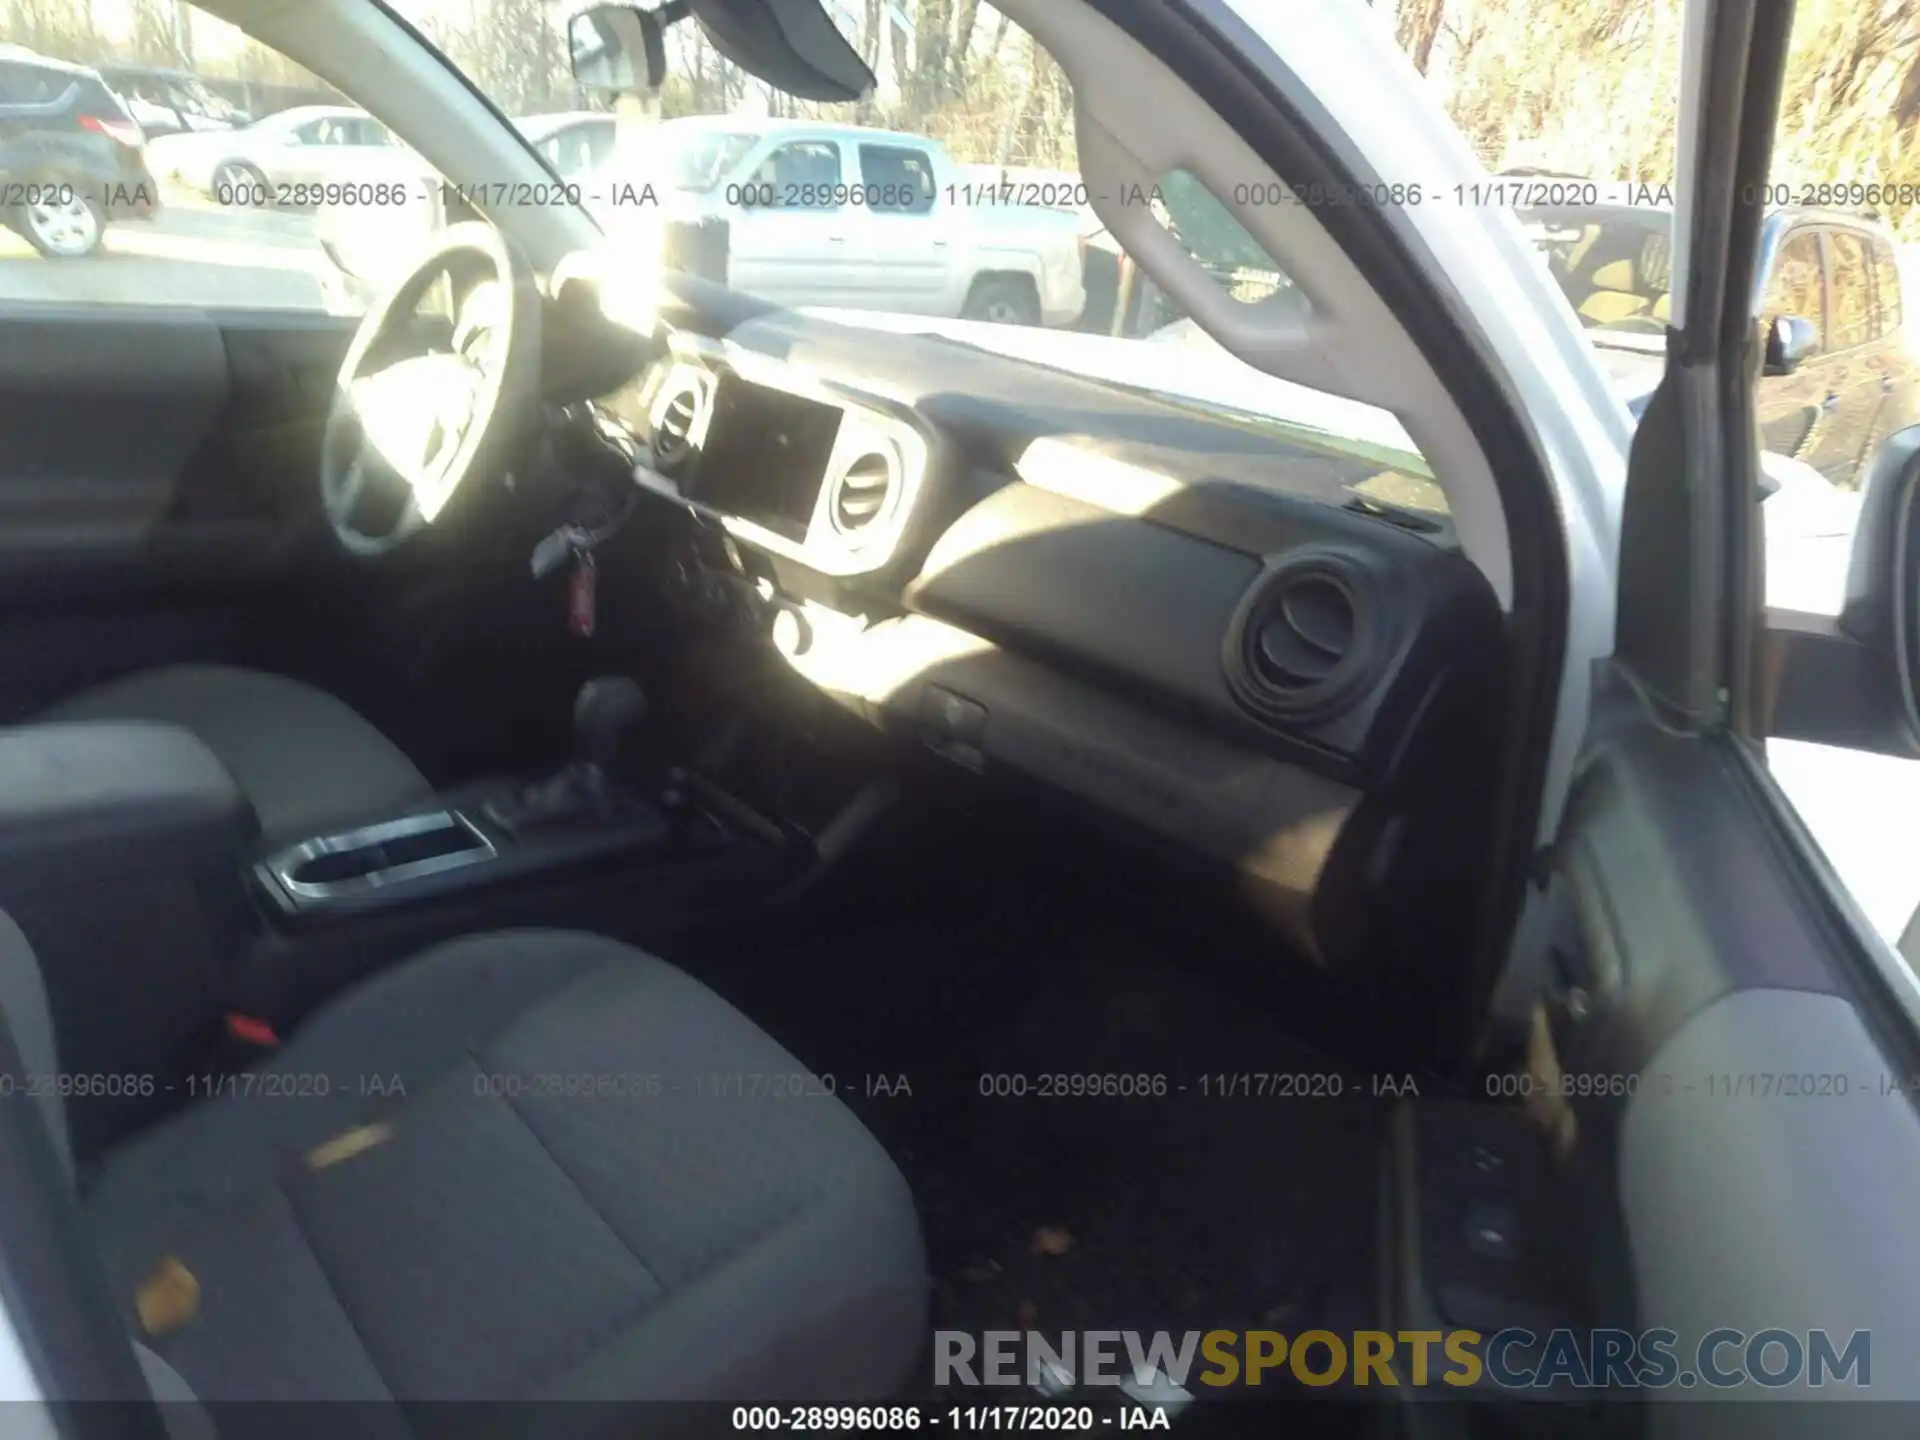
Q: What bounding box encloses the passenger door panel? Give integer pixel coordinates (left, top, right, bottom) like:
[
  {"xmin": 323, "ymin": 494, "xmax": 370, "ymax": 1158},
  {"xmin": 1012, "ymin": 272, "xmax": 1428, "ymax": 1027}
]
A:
[{"xmin": 1550, "ymin": 705, "xmax": 1920, "ymax": 1410}]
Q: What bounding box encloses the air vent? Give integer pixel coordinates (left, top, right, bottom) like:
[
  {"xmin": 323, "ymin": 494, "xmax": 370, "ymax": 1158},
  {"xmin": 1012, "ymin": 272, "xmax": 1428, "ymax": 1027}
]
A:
[
  {"xmin": 650, "ymin": 376, "xmax": 706, "ymax": 471},
  {"xmin": 1253, "ymin": 575, "xmax": 1355, "ymax": 688},
  {"xmin": 827, "ymin": 448, "xmax": 899, "ymax": 537},
  {"xmin": 1225, "ymin": 550, "xmax": 1380, "ymax": 721}
]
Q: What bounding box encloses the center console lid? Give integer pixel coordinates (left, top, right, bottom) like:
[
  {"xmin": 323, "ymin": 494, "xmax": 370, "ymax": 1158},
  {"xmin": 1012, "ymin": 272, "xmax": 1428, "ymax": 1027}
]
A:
[
  {"xmin": 0, "ymin": 721, "xmax": 256, "ymax": 1154},
  {"xmin": 0, "ymin": 720, "xmax": 253, "ymax": 866}
]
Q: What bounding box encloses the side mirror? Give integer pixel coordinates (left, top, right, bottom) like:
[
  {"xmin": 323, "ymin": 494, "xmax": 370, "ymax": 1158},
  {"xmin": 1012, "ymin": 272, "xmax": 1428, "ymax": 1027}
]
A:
[
  {"xmin": 1840, "ymin": 428, "xmax": 1920, "ymax": 651},
  {"xmin": 1764, "ymin": 313, "xmax": 1818, "ymax": 376},
  {"xmin": 569, "ymin": 6, "xmax": 670, "ymax": 94},
  {"xmin": 1847, "ymin": 429, "xmax": 1920, "ymax": 745},
  {"xmin": 1763, "ymin": 426, "xmax": 1920, "ymax": 756}
]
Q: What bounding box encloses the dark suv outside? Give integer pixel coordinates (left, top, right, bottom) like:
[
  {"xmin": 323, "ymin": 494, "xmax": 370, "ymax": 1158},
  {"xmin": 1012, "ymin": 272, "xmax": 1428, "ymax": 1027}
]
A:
[
  {"xmin": 0, "ymin": 46, "xmax": 159, "ymax": 258},
  {"xmin": 1524, "ymin": 196, "xmax": 1918, "ymax": 491}
]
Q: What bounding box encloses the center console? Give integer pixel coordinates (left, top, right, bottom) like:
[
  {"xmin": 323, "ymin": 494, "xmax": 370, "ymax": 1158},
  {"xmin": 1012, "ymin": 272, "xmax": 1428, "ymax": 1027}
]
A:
[
  {"xmin": 254, "ymin": 796, "xmax": 675, "ymax": 917},
  {"xmin": 264, "ymin": 810, "xmax": 497, "ymax": 907},
  {"xmin": 0, "ymin": 678, "xmax": 820, "ymax": 1153},
  {"xmin": 247, "ymin": 675, "xmax": 794, "ymax": 925},
  {"xmin": 254, "ymin": 782, "xmax": 677, "ymax": 919},
  {"xmin": 253, "ymin": 678, "xmax": 672, "ymax": 921},
  {"xmin": 231, "ymin": 673, "xmax": 818, "ymax": 1028}
]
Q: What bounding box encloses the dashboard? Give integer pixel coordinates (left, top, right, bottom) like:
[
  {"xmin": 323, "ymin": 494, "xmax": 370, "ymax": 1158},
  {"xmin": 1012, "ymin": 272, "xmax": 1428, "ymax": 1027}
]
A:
[{"xmin": 573, "ymin": 280, "xmax": 1505, "ymax": 974}]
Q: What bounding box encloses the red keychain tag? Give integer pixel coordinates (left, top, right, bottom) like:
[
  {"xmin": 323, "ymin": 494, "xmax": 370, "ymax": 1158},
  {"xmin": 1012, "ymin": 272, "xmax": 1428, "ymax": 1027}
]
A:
[{"xmin": 568, "ymin": 551, "xmax": 597, "ymax": 637}]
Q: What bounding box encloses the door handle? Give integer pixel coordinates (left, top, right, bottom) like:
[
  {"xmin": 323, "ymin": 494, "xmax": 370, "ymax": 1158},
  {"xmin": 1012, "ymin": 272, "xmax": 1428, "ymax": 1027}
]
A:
[
  {"xmin": 1884, "ymin": 373, "xmax": 1898, "ymax": 394},
  {"xmin": 826, "ymin": 234, "xmax": 846, "ymax": 243},
  {"xmin": 1822, "ymin": 392, "xmax": 1840, "ymax": 411},
  {"xmin": 932, "ymin": 238, "xmax": 949, "ymax": 248}
]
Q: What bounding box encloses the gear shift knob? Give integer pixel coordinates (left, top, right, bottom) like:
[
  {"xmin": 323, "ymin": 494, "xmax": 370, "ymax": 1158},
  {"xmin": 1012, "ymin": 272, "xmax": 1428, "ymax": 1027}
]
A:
[{"xmin": 574, "ymin": 676, "xmax": 648, "ymax": 774}]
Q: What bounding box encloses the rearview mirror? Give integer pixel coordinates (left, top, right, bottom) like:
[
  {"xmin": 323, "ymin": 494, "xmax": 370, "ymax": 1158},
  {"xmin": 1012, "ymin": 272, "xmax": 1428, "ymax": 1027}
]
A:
[
  {"xmin": 569, "ymin": 0, "xmax": 873, "ymax": 104},
  {"xmin": 569, "ymin": 6, "xmax": 669, "ymax": 93},
  {"xmin": 1764, "ymin": 314, "xmax": 1818, "ymax": 376}
]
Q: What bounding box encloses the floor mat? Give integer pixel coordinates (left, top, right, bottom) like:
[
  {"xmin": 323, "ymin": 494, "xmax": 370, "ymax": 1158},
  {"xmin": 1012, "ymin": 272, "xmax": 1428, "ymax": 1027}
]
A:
[
  {"xmin": 702, "ymin": 884, "xmax": 1391, "ymax": 1395},
  {"xmin": 862, "ymin": 939, "xmax": 1389, "ymax": 1344}
]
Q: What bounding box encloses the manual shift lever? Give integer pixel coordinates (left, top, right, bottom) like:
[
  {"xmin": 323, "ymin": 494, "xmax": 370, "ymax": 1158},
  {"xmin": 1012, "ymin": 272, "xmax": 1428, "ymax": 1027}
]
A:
[
  {"xmin": 574, "ymin": 676, "xmax": 649, "ymax": 786},
  {"xmin": 485, "ymin": 676, "xmax": 649, "ymax": 834}
]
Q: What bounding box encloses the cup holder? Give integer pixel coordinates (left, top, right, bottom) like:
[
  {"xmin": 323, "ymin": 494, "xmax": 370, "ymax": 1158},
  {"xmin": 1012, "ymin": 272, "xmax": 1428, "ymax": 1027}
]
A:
[{"xmin": 268, "ymin": 811, "xmax": 495, "ymax": 900}]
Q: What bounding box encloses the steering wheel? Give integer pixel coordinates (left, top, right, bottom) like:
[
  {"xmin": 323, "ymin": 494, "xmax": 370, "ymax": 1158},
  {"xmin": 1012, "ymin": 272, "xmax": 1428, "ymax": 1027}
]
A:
[{"xmin": 319, "ymin": 222, "xmax": 542, "ymax": 556}]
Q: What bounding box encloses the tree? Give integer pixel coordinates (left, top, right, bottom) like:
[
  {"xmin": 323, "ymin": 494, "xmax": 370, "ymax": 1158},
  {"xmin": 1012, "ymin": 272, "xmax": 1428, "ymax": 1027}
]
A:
[
  {"xmin": 1374, "ymin": 0, "xmax": 1920, "ymax": 238},
  {"xmin": 1396, "ymin": 0, "xmax": 1446, "ymax": 75},
  {"xmin": 127, "ymin": 0, "xmax": 187, "ymax": 66}
]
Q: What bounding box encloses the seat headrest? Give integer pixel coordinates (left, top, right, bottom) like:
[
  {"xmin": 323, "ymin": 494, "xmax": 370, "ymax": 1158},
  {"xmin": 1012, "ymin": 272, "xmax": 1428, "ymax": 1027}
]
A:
[{"xmin": 1589, "ymin": 258, "xmax": 1637, "ymax": 290}]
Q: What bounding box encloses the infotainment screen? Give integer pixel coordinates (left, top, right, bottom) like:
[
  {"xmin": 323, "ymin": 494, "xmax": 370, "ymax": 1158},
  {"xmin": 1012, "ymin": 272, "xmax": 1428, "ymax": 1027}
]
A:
[{"xmin": 691, "ymin": 373, "xmax": 844, "ymax": 541}]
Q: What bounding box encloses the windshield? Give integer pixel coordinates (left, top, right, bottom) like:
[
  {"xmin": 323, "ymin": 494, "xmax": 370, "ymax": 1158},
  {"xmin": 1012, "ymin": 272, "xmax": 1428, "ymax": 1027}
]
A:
[
  {"xmin": 1519, "ymin": 204, "xmax": 1675, "ymax": 338},
  {"xmin": 372, "ymin": 0, "xmax": 1433, "ymax": 508},
  {"xmin": 13, "ymin": 0, "xmax": 1723, "ymax": 518}
]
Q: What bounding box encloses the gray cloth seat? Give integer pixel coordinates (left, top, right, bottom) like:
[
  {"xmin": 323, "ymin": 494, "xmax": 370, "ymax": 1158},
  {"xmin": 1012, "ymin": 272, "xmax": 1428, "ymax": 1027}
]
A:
[
  {"xmin": 0, "ymin": 915, "xmax": 927, "ymax": 1413},
  {"xmin": 41, "ymin": 664, "xmax": 432, "ymax": 845}
]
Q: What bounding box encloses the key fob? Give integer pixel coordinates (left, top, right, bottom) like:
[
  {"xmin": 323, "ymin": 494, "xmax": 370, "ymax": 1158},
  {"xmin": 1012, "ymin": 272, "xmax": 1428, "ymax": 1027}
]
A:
[{"xmin": 568, "ymin": 551, "xmax": 597, "ymax": 637}]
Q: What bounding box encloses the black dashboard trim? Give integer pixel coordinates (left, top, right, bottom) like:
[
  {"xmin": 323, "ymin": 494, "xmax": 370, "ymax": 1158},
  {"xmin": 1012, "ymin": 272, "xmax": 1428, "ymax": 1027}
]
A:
[
  {"xmin": 904, "ymin": 478, "xmax": 1498, "ymax": 788},
  {"xmin": 592, "ymin": 306, "xmax": 1506, "ymax": 980}
]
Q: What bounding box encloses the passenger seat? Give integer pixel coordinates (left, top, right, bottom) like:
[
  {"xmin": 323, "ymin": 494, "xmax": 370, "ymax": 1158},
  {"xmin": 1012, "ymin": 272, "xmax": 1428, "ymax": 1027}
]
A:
[{"xmin": 0, "ymin": 911, "xmax": 928, "ymax": 1410}]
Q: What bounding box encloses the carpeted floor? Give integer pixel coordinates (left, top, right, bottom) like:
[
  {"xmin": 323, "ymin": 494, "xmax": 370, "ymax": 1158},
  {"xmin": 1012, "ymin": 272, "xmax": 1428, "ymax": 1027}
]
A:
[{"xmin": 693, "ymin": 865, "xmax": 1392, "ymax": 1422}]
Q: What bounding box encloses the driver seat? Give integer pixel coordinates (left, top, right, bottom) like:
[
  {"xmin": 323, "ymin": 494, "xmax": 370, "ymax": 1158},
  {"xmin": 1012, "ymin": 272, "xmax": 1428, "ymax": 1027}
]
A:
[{"xmin": 39, "ymin": 664, "xmax": 432, "ymax": 846}]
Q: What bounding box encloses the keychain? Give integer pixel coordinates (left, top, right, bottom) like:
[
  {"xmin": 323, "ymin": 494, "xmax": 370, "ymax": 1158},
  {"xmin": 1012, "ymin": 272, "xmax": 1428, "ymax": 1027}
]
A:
[
  {"xmin": 531, "ymin": 497, "xmax": 634, "ymax": 640},
  {"xmin": 568, "ymin": 548, "xmax": 597, "ymax": 638}
]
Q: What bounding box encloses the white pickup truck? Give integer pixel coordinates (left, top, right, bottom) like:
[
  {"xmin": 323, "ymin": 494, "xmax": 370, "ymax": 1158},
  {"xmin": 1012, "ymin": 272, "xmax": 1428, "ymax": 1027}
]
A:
[
  {"xmin": 317, "ymin": 115, "xmax": 1087, "ymax": 327},
  {"xmin": 604, "ymin": 117, "xmax": 1086, "ymax": 327}
]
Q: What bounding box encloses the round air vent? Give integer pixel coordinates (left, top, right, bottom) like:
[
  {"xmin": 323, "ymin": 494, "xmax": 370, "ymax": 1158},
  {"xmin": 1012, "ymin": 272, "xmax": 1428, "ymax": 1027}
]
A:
[
  {"xmin": 1225, "ymin": 549, "xmax": 1382, "ymax": 721},
  {"xmin": 827, "ymin": 448, "xmax": 899, "ymax": 538},
  {"xmin": 649, "ymin": 376, "xmax": 706, "ymax": 472},
  {"xmin": 1254, "ymin": 575, "xmax": 1356, "ymax": 688}
]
